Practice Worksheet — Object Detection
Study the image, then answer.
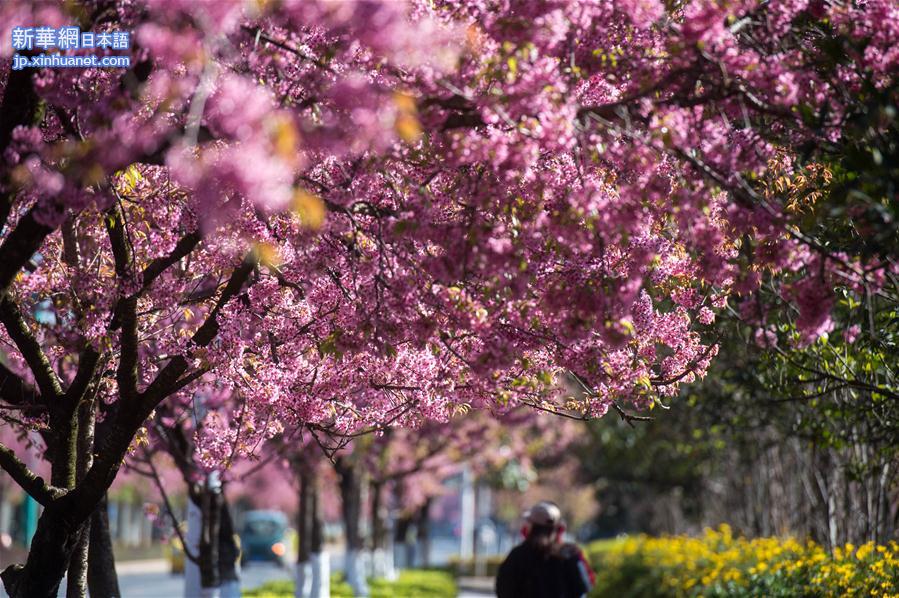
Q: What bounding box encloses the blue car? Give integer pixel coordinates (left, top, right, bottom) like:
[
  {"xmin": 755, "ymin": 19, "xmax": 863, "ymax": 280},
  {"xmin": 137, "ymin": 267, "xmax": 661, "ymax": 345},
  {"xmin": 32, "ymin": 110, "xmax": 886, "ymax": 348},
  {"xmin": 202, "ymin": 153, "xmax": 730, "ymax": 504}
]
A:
[{"xmin": 240, "ymin": 510, "xmax": 293, "ymax": 567}]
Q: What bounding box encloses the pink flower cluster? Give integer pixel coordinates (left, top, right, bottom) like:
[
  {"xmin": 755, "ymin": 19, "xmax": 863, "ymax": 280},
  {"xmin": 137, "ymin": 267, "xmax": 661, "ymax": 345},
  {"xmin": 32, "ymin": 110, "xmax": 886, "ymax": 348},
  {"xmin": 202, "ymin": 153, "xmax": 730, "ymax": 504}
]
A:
[{"xmin": 1, "ymin": 0, "xmax": 895, "ymax": 462}]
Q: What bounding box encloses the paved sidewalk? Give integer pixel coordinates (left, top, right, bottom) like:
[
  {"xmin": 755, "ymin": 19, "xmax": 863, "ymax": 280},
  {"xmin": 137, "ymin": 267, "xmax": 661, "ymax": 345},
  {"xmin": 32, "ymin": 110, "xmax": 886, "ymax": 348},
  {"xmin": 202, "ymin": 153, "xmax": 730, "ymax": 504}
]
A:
[
  {"xmin": 115, "ymin": 558, "xmax": 169, "ymax": 574},
  {"xmin": 457, "ymin": 576, "xmax": 494, "ymax": 597}
]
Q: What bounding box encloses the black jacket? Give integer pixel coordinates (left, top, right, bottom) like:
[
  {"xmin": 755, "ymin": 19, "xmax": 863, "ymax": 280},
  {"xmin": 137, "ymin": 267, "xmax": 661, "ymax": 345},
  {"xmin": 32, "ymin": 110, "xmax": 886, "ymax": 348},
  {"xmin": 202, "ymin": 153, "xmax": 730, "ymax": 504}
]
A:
[{"xmin": 495, "ymin": 541, "xmax": 594, "ymax": 598}]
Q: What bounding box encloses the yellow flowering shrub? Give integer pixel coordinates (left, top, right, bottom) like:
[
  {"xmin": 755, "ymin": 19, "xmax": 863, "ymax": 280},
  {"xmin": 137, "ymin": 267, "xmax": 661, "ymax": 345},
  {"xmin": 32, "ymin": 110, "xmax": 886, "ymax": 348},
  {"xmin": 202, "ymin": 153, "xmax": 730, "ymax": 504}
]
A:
[{"xmin": 586, "ymin": 526, "xmax": 898, "ymax": 597}]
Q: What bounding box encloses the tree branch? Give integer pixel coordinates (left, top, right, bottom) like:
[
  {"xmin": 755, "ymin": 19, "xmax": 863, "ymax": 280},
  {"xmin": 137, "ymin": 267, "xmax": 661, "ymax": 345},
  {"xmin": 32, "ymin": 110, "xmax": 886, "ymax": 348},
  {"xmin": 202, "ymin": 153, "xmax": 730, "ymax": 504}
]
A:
[
  {"xmin": 64, "ymin": 347, "xmax": 101, "ymax": 409},
  {"xmin": 612, "ymin": 402, "xmax": 653, "ymax": 428},
  {"xmin": 142, "ymin": 231, "xmax": 202, "ymax": 289},
  {"xmin": 105, "ymin": 204, "xmax": 139, "ymax": 402},
  {"xmin": 0, "ymin": 205, "xmax": 57, "ymax": 295},
  {"xmin": 0, "ymin": 444, "xmax": 65, "ymax": 506},
  {"xmin": 167, "ymin": 367, "xmax": 212, "ymax": 397},
  {"xmin": 0, "ymin": 360, "xmax": 42, "ymax": 407},
  {"xmin": 0, "ymin": 297, "xmax": 63, "ymax": 401},
  {"xmin": 142, "ymin": 448, "xmax": 199, "ymax": 564},
  {"xmin": 0, "ymin": 63, "xmax": 41, "ymax": 232},
  {"xmin": 139, "ymin": 254, "xmax": 256, "ymax": 409},
  {"xmin": 66, "ymin": 254, "xmax": 257, "ymax": 522},
  {"xmin": 109, "ymin": 230, "xmax": 202, "ymax": 330}
]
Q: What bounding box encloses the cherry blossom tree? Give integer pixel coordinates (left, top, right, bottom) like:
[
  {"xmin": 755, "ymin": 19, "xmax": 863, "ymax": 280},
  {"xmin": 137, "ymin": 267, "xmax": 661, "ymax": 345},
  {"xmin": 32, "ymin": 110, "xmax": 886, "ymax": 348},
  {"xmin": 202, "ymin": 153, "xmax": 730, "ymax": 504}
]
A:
[
  {"xmin": 0, "ymin": 2, "xmax": 462, "ymax": 594},
  {"xmin": 299, "ymin": 408, "xmax": 579, "ymax": 597},
  {"xmin": 0, "ymin": 1, "xmax": 896, "ymax": 597}
]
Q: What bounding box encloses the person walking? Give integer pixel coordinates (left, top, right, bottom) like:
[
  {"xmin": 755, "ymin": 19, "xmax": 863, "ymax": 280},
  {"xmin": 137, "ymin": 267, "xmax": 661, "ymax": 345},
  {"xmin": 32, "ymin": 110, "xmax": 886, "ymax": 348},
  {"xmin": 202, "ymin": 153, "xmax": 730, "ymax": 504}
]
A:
[{"xmin": 495, "ymin": 501, "xmax": 595, "ymax": 598}]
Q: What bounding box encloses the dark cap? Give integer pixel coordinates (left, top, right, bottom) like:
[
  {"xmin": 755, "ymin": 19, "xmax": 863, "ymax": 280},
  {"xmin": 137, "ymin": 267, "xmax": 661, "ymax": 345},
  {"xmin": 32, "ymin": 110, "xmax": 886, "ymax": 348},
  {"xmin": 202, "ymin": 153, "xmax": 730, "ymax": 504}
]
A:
[{"xmin": 523, "ymin": 501, "xmax": 562, "ymax": 527}]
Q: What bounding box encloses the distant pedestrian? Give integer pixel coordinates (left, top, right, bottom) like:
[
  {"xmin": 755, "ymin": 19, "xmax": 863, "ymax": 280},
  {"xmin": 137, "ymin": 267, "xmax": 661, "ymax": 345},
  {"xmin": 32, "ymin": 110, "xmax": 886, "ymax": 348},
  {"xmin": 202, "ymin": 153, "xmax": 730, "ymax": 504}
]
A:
[{"xmin": 495, "ymin": 501, "xmax": 595, "ymax": 598}]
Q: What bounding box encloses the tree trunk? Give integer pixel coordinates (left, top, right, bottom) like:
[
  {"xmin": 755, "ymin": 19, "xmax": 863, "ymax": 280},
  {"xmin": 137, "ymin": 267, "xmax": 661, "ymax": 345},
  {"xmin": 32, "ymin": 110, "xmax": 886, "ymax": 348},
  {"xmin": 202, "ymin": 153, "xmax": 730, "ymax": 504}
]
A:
[
  {"xmin": 67, "ymin": 398, "xmax": 96, "ymax": 597},
  {"xmin": 4, "ymin": 394, "xmax": 90, "ymax": 598},
  {"xmin": 308, "ymin": 469, "xmax": 329, "ymax": 598},
  {"xmin": 217, "ymin": 499, "xmax": 240, "ymax": 598},
  {"xmin": 1, "ymin": 508, "xmax": 82, "ymax": 598},
  {"xmin": 394, "ymin": 515, "xmax": 414, "ymax": 570},
  {"xmin": 199, "ymin": 482, "xmax": 223, "ymax": 593},
  {"xmin": 371, "ymin": 481, "xmax": 386, "ymax": 552},
  {"xmin": 392, "ymin": 482, "xmax": 414, "ymax": 571},
  {"xmin": 296, "ymin": 465, "xmax": 312, "ymax": 598},
  {"xmin": 370, "ymin": 480, "xmax": 395, "ymax": 580},
  {"xmin": 415, "ymin": 498, "xmax": 431, "ymax": 568},
  {"xmin": 370, "ymin": 480, "xmax": 384, "ymax": 576},
  {"xmin": 66, "ymin": 524, "xmax": 92, "ymax": 598},
  {"xmin": 336, "ymin": 457, "xmax": 367, "ymax": 596},
  {"xmin": 0, "ymin": 413, "xmax": 138, "ymax": 597},
  {"xmin": 185, "ymin": 498, "xmax": 203, "ymax": 597},
  {"xmin": 185, "ymin": 476, "xmax": 231, "ymax": 598},
  {"xmin": 88, "ymin": 401, "xmax": 123, "ymax": 598},
  {"xmin": 88, "ymin": 494, "xmax": 122, "ymax": 598}
]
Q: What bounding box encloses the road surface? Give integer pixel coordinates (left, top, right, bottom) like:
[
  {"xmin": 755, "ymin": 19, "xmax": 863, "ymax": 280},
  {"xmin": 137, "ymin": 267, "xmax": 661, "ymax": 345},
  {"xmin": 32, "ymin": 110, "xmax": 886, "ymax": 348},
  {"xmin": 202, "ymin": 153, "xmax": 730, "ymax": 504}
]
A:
[
  {"xmin": 457, "ymin": 577, "xmax": 495, "ymax": 597},
  {"xmin": 117, "ymin": 559, "xmax": 294, "ymax": 597},
  {"xmin": 0, "ymin": 537, "xmax": 500, "ymax": 596},
  {"xmin": 117, "ymin": 559, "xmax": 498, "ymax": 597}
]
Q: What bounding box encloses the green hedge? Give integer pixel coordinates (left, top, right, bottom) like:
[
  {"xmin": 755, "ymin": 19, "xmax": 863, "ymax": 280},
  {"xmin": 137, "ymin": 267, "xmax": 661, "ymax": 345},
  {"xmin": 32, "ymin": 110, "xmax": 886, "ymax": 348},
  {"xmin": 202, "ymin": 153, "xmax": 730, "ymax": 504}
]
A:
[{"xmin": 245, "ymin": 569, "xmax": 456, "ymax": 597}]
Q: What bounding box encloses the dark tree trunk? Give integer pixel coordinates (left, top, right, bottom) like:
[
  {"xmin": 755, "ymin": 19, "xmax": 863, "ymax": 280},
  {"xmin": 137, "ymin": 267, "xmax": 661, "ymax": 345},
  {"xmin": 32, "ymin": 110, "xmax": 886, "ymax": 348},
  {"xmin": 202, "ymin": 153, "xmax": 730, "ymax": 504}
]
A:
[
  {"xmin": 392, "ymin": 482, "xmax": 414, "ymax": 570},
  {"xmin": 88, "ymin": 402, "xmax": 123, "ymax": 598},
  {"xmin": 218, "ymin": 500, "xmax": 240, "ymax": 584},
  {"xmin": 184, "ymin": 482, "xmax": 239, "ymax": 595},
  {"xmin": 298, "ymin": 465, "xmax": 312, "ymax": 564},
  {"xmin": 336, "ymin": 458, "xmax": 363, "ymax": 552},
  {"xmin": 395, "ymin": 515, "xmax": 414, "ymax": 568},
  {"xmin": 371, "ymin": 481, "xmax": 387, "ymax": 551},
  {"xmin": 67, "ymin": 398, "xmax": 96, "ymax": 597},
  {"xmin": 336, "ymin": 456, "xmax": 367, "ymax": 595},
  {"xmin": 66, "ymin": 523, "xmax": 91, "ymax": 598},
  {"xmin": 88, "ymin": 494, "xmax": 121, "ymax": 598},
  {"xmin": 0, "ymin": 411, "xmax": 135, "ymax": 597},
  {"xmin": 416, "ymin": 498, "xmax": 432, "ymax": 568},
  {"xmin": 310, "ymin": 474, "xmax": 323, "ymax": 554},
  {"xmin": 198, "ymin": 485, "xmax": 223, "ymax": 590},
  {"xmin": 6, "ymin": 376, "xmax": 87, "ymax": 598},
  {"xmin": 295, "ymin": 463, "xmax": 325, "ymax": 597},
  {"xmin": 187, "ymin": 482, "xmax": 239, "ymax": 590},
  {"xmin": 1, "ymin": 508, "xmax": 83, "ymax": 598}
]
